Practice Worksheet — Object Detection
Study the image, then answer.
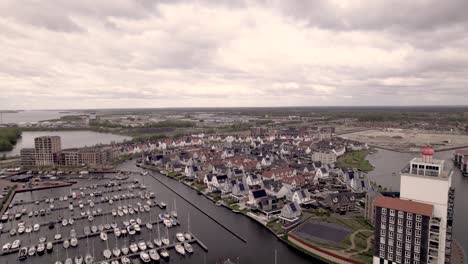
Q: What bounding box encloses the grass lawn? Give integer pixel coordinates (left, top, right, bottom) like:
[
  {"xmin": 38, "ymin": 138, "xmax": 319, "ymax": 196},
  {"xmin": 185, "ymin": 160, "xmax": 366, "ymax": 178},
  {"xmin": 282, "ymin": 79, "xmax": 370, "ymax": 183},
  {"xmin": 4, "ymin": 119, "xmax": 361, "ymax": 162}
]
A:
[
  {"xmin": 267, "ymin": 220, "xmax": 285, "ymax": 235},
  {"xmin": 193, "ymin": 183, "xmax": 207, "ymax": 191},
  {"xmin": 337, "ymin": 150, "xmax": 374, "ymax": 172}
]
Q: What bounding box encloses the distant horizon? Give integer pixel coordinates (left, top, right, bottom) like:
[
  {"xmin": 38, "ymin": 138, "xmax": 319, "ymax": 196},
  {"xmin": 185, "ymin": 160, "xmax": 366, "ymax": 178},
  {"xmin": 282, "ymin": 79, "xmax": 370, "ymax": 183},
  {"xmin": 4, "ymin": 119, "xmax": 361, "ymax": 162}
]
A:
[{"xmin": 3, "ymin": 105, "xmax": 468, "ymax": 112}]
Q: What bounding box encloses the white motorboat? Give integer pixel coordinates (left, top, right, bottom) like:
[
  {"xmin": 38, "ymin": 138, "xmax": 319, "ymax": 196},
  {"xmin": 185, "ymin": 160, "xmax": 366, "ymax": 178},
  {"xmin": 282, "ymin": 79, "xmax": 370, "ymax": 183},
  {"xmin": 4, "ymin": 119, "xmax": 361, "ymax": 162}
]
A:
[
  {"xmin": 121, "ymin": 247, "xmax": 129, "ymax": 255},
  {"xmin": 129, "ymin": 241, "xmax": 138, "ymax": 253},
  {"xmin": 2, "ymin": 243, "xmax": 11, "ymax": 251},
  {"xmin": 175, "ymin": 244, "xmax": 185, "ymax": 255},
  {"xmin": 18, "ymin": 247, "xmax": 28, "ymax": 261},
  {"xmin": 46, "ymin": 242, "xmax": 53, "ymax": 253},
  {"xmin": 70, "ymin": 237, "xmax": 78, "ymax": 247},
  {"xmin": 140, "ymin": 251, "xmax": 151, "ymax": 263},
  {"xmin": 65, "ymin": 257, "xmax": 73, "ymax": 264},
  {"xmin": 114, "ymin": 227, "xmax": 121, "ymax": 237},
  {"xmin": 159, "ymin": 248, "xmax": 169, "ymax": 259},
  {"xmin": 184, "ymin": 232, "xmax": 192, "ymax": 240},
  {"xmin": 112, "ymin": 247, "xmax": 121, "ymax": 257},
  {"xmin": 62, "ymin": 219, "xmax": 68, "ymax": 226},
  {"xmin": 137, "ymin": 240, "xmax": 147, "ymax": 251},
  {"xmin": 28, "ymin": 245, "xmax": 36, "ymax": 256},
  {"xmin": 63, "ymin": 239, "xmax": 70, "ymax": 249},
  {"xmin": 176, "ymin": 232, "xmax": 185, "ymax": 242},
  {"xmin": 100, "ymin": 232, "xmax": 108, "ymax": 241},
  {"xmin": 91, "ymin": 225, "xmax": 98, "ymax": 233},
  {"xmin": 112, "ymin": 209, "xmax": 117, "ymax": 217},
  {"xmin": 103, "ymin": 249, "xmax": 112, "ymax": 259},
  {"xmin": 54, "ymin": 233, "xmax": 62, "ymax": 240},
  {"xmin": 121, "ymin": 256, "xmax": 130, "ymax": 264},
  {"xmin": 154, "ymin": 238, "xmax": 162, "ymax": 247},
  {"xmin": 149, "ymin": 249, "xmax": 160, "ymax": 261},
  {"xmin": 84, "ymin": 254, "xmax": 93, "ymax": 264},
  {"xmin": 37, "ymin": 243, "xmax": 45, "ymax": 255},
  {"xmin": 74, "ymin": 255, "xmax": 83, "ymax": 264},
  {"xmin": 33, "ymin": 224, "xmax": 40, "ymax": 232},
  {"xmin": 146, "ymin": 223, "xmax": 153, "ymax": 230},
  {"xmin": 146, "ymin": 240, "xmax": 154, "ymax": 249},
  {"xmin": 25, "ymin": 225, "xmax": 32, "ymax": 233},
  {"xmin": 184, "ymin": 242, "xmax": 193, "ymax": 253}
]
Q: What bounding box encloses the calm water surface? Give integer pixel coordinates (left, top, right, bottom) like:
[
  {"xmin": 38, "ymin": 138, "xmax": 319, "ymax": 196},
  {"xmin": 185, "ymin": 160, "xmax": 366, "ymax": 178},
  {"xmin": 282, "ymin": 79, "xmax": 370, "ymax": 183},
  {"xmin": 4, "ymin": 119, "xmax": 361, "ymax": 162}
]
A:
[
  {"xmin": 0, "ymin": 110, "xmax": 79, "ymax": 124},
  {"xmin": 1, "ymin": 131, "xmax": 131, "ymax": 157}
]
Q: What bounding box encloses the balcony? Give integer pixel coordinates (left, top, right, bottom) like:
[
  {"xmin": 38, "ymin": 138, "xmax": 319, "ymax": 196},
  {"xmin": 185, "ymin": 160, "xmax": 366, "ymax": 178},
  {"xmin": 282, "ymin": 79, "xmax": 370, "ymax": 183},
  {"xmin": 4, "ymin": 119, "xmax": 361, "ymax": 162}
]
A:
[{"xmin": 430, "ymin": 233, "xmax": 440, "ymax": 242}]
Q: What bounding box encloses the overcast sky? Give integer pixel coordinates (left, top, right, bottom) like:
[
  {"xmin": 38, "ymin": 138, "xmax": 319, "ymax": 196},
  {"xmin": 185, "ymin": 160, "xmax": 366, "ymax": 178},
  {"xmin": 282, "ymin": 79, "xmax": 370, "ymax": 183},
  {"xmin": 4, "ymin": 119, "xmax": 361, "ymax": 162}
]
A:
[{"xmin": 1, "ymin": 0, "xmax": 468, "ymax": 110}]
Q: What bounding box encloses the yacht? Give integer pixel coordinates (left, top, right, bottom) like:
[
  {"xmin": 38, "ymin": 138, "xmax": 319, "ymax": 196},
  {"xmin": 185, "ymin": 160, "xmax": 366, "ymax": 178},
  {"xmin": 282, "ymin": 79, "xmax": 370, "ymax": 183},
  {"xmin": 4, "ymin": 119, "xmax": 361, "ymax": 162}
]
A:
[
  {"xmin": 18, "ymin": 225, "xmax": 25, "ymax": 234},
  {"xmin": 184, "ymin": 232, "xmax": 192, "ymax": 240},
  {"xmin": 137, "ymin": 240, "xmax": 147, "ymax": 251},
  {"xmin": 159, "ymin": 248, "xmax": 169, "ymax": 259},
  {"xmin": 2, "ymin": 242, "xmax": 11, "ymax": 251},
  {"xmin": 74, "ymin": 255, "xmax": 83, "ymax": 264},
  {"xmin": 39, "ymin": 236, "xmax": 47, "ymax": 243},
  {"xmin": 32, "ymin": 223, "xmax": 40, "ymax": 232},
  {"xmin": 70, "ymin": 237, "xmax": 78, "ymax": 247},
  {"xmin": 112, "ymin": 247, "xmax": 121, "ymax": 257},
  {"xmin": 28, "ymin": 245, "xmax": 36, "ymax": 256},
  {"xmin": 37, "ymin": 243, "xmax": 45, "ymax": 255},
  {"xmin": 91, "ymin": 225, "xmax": 98, "ymax": 233},
  {"xmin": 176, "ymin": 233, "xmax": 185, "ymax": 242},
  {"xmin": 100, "ymin": 232, "xmax": 108, "ymax": 241},
  {"xmin": 121, "ymin": 246, "xmax": 129, "ymax": 255},
  {"xmin": 25, "ymin": 225, "xmax": 32, "ymax": 233},
  {"xmin": 103, "ymin": 248, "xmax": 112, "ymax": 259},
  {"xmin": 18, "ymin": 247, "xmax": 28, "ymax": 261},
  {"xmin": 46, "ymin": 242, "xmax": 53, "ymax": 253},
  {"xmin": 121, "ymin": 256, "xmax": 131, "ymax": 264},
  {"xmin": 12, "ymin": 240, "xmax": 21, "ymax": 249},
  {"xmin": 84, "ymin": 254, "xmax": 93, "ymax": 264},
  {"xmin": 149, "ymin": 249, "xmax": 160, "ymax": 261},
  {"xmin": 146, "ymin": 223, "xmax": 153, "ymax": 230},
  {"xmin": 146, "ymin": 240, "xmax": 154, "ymax": 249},
  {"xmin": 63, "ymin": 239, "xmax": 70, "ymax": 249},
  {"xmin": 114, "ymin": 227, "xmax": 121, "ymax": 237},
  {"xmin": 140, "ymin": 251, "xmax": 151, "ymax": 263},
  {"xmin": 54, "ymin": 233, "xmax": 62, "ymax": 240},
  {"xmin": 129, "ymin": 241, "xmax": 138, "ymax": 253},
  {"xmin": 175, "ymin": 244, "xmax": 185, "ymax": 255},
  {"xmin": 184, "ymin": 242, "xmax": 193, "ymax": 254}
]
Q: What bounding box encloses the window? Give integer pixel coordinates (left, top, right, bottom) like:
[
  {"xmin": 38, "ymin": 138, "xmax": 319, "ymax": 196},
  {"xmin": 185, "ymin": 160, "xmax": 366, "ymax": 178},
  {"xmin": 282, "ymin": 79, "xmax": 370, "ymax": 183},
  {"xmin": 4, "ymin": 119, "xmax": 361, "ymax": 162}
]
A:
[
  {"xmin": 398, "ymin": 218, "xmax": 403, "ymax": 226},
  {"xmin": 390, "ymin": 209, "xmax": 395, "ymax": 216},
  {"xmin": 381, "ymin": 237, "xmax": 386, "ymax": 244},
  {"xmin": 380, "ymin": 250, "xmax": 385, "ymax": 258},
  {"xmin": 381, "ymin": 222, "xmax": 387, "ymax": 229},
  {"xmin": 381, "ymin": 229, "xmax": 387, "ymax": 237},
  {"xmin": 405, "ymin": 243, "xmax": 411, "ymax": 251},
  {"xmin": 407, "ymin": 213, "xmax": 413, "ymax": 220},
  {"xmin": 406, "ymin": 228, "xmax": 412, "ymax": 235},
  {"xmin": 388, "ymin": 252, "xmax": 394, "ymax": 261},
  {"xmin": 406, "ymin": 235, "xmax": 411, "ymax": 243},
  {"xmin": 414, "ymin": 253, "xmax": 420, "ymax": 260},
  {"xmin": 414, "ymin": 261, "xmax": 420, "ymax": 264},
  {"xmin": 397, "ymin": 225, "xmax": 403, "ymax": 233},
  {"xmin": 388, "ymin": 239, "xmax": 394, "ymax": 246},
  {"xmin": 397, "ymin": 241, "xmax": 402, "ymax": 248},
  {"xmin": 415, "ymin": 237, "xmax": 421, "ymax": 246},
  {"xmin": 397, "ymin": 248, "xmax": 402, "ymax": 256},
  {"xmin": 396, "ymin": 255, "xmax": 402, "ymax": 264},
  {"xmin": 397, "ymin": 233, "xmax": 403, "ymax": 241},
  {"xmin": 390, "ymin": 216, "xmax": 395, "ymax": 224},
  {"xmin": 414, "ymin": 246, "xmax": 420, "ymax": 254},
  {"xmin": 415, "ymin": 222, "xmax": 421, "ymax": 230},
  {"xmin": 405, "ymin": 251, "xmax": 411, "ymax": 258},
  {"xmin": 389, "ymin": 231, "xmax": 394, "ymax": 239},
  {"xmin": 398, "ymin": 211, "xmax": 404, "ymax": 218},
  {"xmin": 382, "ymin": 208, "xmax": 387, "ymax": 215},
  {"xmin": 415, "ymin": 229, "xmax": 421, "ymax": 237},
  {"xmin": 382, "ymin": 215, "xmax": 387, "ymax": 222},
  {"xmin": 388, "ymin": 245, "xmax": 394, "ymax": 253},
  {"xmin": 380, "ymin": 244, "xmax": 386, "ymax": 251},
  {"xmin": 405, "ymin": 258, "xmax": 411, "ymax": 264},
  {"xmin": 406, "ymin": 220, "xmax": 413, "ymax": 228},
  {"xmin": 416, "ymin": 215, "xmax": 422, "ymax": 222},
  {"xmin": 389, "ymin": 224, "xmax": 395, "ymax": 231}
]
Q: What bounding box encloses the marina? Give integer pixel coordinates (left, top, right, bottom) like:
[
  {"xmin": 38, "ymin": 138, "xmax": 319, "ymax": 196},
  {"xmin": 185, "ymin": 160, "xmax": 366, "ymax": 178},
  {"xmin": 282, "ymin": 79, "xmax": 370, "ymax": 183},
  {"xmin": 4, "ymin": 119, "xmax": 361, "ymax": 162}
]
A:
[{"xmin": 0, "ymin": 171, "xmax": 208, "ymax": 263}]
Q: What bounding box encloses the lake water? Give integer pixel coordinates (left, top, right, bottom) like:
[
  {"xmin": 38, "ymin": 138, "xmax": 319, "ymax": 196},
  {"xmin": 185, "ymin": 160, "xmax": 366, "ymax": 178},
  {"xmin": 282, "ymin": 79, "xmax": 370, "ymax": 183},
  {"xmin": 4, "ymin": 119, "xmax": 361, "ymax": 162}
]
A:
[
  {"xmin": 367, "ymin": 148, "xmax": 468, "ymax": 255},
  {"xmin": 0, "ymin": 131, "xmax": 131, "ymax": 157},
  {"xmin": 0, "ymin": 110, "xmax": 81, "ymax": 124}
]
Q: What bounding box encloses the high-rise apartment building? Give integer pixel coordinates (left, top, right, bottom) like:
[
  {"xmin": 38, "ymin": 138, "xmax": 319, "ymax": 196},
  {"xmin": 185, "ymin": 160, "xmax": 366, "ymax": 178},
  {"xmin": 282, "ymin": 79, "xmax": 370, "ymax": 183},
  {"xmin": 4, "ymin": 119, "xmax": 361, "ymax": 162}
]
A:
[
  {"xmin": 34, "ymin": 136, "xmax": 61, "ymax": 166},
  {"xmin": 373, "ymin": 145, "xmax": 455, "ymax": 264}
]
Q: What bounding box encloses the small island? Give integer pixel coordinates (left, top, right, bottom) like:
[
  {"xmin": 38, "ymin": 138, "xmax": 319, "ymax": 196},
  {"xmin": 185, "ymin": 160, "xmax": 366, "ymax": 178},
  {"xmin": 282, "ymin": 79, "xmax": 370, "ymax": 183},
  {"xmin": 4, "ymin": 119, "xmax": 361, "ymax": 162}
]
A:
[{"xmin": 0, "ymin": 128, "xmax": 21, "ymax": 152}]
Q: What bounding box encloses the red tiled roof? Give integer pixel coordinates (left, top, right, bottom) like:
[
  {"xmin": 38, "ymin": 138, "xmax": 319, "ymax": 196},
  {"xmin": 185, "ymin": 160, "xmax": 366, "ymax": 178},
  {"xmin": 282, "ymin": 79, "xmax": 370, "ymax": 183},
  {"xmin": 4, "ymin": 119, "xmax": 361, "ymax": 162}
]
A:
[{"xmin": 374, "ymin": 196, "xmax": 433, "ymax": 217}]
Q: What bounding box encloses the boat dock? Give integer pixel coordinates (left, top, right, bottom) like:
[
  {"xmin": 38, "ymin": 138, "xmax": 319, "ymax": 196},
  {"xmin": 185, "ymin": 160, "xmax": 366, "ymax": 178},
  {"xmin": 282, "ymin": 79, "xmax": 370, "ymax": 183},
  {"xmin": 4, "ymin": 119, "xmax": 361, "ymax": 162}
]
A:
[{"xmin": 147, "ymin": 171, "xmax": 247, "ymax": 243}]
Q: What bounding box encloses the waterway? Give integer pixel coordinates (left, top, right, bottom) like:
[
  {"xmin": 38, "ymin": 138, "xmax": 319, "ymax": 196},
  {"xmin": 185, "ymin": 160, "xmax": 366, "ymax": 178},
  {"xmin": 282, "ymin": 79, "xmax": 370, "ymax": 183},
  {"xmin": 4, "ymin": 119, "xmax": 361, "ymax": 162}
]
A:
[
  {"xmin": 0, "ymin": 110, "xmax": 81, "ymax": 124},
  {"xmin": 0, "ymin": 131, "xmax": 131, "ymax": 157},
  {"xmin": 367, "ymin": 148, "xmax": 468, "ymax": 255}
]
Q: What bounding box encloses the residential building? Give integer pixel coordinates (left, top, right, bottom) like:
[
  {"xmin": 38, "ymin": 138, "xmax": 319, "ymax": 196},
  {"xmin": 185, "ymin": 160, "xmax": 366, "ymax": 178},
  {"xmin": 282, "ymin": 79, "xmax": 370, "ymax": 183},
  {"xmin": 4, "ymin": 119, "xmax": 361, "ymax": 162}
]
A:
[
  {"xmin": 279, "ymin": 202, "xmax": 302, "ymax": 223},
  {"xmin": 20, "ymin": 148, "xmax": 35, "ymax": 166},
  {"xmin": 312, "ymin": 149, "xmax": 337, "ymax": 164},
  {"xmin": 365, "ymin": 190, "xmax": 382, "ymax": 225},
  {"xmin": 322, "ymin": 192, "xmax": 356, "ymax": 213},
  {"xmin": 34, "ymin": 136, "xmax": 61, "ymax": 166},
  {"xmin": 373, "ymin": 145, "xmax": 455, "ymax": 264}
]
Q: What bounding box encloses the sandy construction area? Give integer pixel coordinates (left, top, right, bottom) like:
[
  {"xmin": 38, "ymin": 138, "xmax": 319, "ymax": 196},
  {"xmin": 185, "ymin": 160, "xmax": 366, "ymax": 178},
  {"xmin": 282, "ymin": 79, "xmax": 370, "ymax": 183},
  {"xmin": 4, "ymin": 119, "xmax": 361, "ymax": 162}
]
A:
[{"xmin": 341, "ymin": 129, "xmax": 468, "ymax": 152}]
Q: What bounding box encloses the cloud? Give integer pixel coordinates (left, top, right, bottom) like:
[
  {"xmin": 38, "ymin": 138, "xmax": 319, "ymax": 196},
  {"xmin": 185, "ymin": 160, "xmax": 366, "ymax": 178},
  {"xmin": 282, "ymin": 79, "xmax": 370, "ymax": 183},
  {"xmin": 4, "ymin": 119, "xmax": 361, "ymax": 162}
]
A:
[{"xmin": 0, "ymin": 0, "xmax": 467, "ymax": 109}]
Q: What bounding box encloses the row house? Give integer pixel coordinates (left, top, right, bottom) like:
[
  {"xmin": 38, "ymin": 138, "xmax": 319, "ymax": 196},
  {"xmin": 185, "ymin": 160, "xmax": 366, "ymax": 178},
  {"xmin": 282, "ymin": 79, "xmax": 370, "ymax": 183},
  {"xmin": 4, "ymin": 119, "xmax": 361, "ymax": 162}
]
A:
[{"xmin": 262, "ymin": 167, "xmax": 297, "ymax": 181}]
